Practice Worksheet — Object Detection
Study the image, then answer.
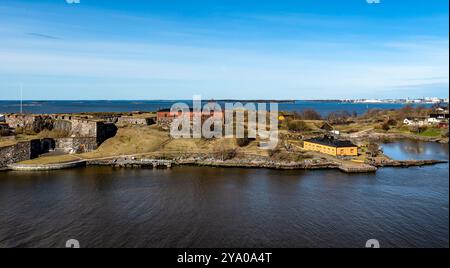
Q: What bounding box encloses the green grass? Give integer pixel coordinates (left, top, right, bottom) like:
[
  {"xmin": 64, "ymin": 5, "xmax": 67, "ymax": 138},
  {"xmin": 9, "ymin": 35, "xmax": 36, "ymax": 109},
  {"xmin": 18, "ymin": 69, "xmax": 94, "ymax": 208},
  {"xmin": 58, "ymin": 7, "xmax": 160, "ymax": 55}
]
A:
[{"xmin": 418, "ymin": 128, "xmax": 442, "ymax": 137}]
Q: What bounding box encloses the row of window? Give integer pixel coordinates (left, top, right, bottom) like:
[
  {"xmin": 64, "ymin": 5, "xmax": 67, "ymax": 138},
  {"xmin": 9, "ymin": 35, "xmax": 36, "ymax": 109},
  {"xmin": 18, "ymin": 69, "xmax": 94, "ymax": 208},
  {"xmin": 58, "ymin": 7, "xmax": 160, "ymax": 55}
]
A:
[{"xmin": 305, "ymin": 143, "xmax": 356, "ymax": 155}]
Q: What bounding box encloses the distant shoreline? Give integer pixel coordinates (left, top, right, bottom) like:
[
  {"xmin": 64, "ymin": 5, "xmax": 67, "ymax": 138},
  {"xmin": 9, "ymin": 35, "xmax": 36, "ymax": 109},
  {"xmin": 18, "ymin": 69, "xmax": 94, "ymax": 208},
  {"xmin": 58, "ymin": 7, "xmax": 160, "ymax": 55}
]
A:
[{"xmin": 0, "ymin": 99, "xmax": 447, "ymax": 103}]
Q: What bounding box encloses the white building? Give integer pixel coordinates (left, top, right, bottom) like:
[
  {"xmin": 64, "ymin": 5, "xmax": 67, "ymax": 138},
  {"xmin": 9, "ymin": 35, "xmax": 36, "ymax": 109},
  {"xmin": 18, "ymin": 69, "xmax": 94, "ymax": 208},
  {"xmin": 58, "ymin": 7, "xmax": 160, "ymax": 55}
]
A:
[
  {"xmin": 403, "ymin": 118, "xmax": 414, "ymax": 125},
  {"xmin": 403, "ymin": 118, "xmax": 427, "ymax": 126},
  {"xmin": 0, "ymin": 114, "xmax": 5, "ymax": 122},
  {"xmin": 330, "ymin": 130, "xmax": 340, "ymax": 135},
  {"xmin": 427, "ymin": 117, "xmax": 440, "ymax": 124}
]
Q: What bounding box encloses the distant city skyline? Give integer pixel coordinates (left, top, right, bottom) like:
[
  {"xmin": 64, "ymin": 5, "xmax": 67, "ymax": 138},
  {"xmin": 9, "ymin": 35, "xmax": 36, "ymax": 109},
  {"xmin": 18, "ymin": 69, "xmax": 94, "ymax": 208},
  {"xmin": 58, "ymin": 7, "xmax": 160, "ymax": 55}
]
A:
[{"xmin": 0, "ymin": 0, "xmax": 448, "ymax": 100}]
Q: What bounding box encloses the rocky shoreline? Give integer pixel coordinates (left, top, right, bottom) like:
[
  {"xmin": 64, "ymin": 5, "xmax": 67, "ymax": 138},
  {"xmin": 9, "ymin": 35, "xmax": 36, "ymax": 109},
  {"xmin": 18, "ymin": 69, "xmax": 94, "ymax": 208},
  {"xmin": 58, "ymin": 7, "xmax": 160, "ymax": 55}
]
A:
[
  {"xmin": 372, "ymin": 159, "xmax": 448, "ymax": 168},
  {"xmin": 345, "ymin": 131, "xmax": 449, "ymax": 144},
  {"xmin": 4, "ymin": 154, "xmax": 447, "ymax": 173}
]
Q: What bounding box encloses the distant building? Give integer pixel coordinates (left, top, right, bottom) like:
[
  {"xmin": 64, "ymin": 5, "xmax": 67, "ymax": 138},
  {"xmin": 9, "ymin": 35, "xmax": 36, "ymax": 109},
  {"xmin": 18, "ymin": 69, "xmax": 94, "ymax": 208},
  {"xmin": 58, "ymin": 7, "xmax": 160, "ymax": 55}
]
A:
[
  {"xmin": 0, "ymin": 114, "xmax": 5, "ymax": 122},
  {"xmin": 403, "ymin": 117, "xmax": 428, "ymax": 126},
  {"xmin": 429, "ymin": 113, "xmax": 449, "ymax": 120},
  {"xmin": 157, "ymin": 108, "xmax": 224, "ymax": 125},
  {"xmin": 438, "ymin": 122, "xmax": 449, "ymax": 129},
  {"xmin": 403, "ymin": 118, "xmax": 414, "ymax": 125},
  {"xmin": 330, "ymin": 130, "xmax": 340, "ymax": 136},
  {"xmin": 425, "ymin": 113, "xmax": 449, "ymax": 125},
  {"xmin": 303, "ymin": 136, "xmax": 358, "ymax": 157}
]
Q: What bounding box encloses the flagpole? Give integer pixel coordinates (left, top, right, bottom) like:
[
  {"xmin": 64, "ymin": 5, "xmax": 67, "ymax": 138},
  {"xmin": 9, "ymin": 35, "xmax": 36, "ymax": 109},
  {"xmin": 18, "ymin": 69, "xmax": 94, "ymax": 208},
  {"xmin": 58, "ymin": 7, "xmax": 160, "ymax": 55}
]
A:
[{"xmin": 20, "ymin": 84, "xmax": 23, "ymax": 114}]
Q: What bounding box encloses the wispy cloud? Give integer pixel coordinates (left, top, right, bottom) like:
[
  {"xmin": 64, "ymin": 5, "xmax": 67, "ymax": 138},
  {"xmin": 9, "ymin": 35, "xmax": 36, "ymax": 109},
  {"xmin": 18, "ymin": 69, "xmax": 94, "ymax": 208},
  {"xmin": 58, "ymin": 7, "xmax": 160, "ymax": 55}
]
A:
[
  {"xmin": 26, "ymin": 32, "xmax": 60, "ymax": 40},
  {"xmin": 0, "ymin": 0, "xmax": 448, "ymax": 99}
]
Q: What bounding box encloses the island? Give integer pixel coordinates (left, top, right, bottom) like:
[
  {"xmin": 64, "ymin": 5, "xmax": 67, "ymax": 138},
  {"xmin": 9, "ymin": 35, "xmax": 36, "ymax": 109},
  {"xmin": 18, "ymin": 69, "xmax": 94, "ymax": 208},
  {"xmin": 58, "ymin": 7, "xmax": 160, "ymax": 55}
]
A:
[{"xmin": 0, "ymin": 105, "xmax": 448, "ymax": 172}]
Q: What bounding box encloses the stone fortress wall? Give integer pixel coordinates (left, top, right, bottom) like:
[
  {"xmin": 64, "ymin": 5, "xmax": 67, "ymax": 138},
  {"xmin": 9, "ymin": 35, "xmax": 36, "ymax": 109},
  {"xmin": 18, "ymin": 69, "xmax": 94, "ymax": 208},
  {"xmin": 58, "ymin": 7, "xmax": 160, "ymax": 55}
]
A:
[
  {"xmin": 2, "ymin": 114, "xmax": 118, "ymax": 158},
  {"xmin": 0, "ymin": 139, "xmax": 55, "ymax": 168},
  {"xmin": 0, "ymin": 112, "xmax": 159, "ymax": 167}
]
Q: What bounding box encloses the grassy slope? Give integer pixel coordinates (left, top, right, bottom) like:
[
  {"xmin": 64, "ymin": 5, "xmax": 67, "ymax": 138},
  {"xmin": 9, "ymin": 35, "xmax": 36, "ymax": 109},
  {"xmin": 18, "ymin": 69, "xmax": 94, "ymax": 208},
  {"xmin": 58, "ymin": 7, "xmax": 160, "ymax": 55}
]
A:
[
  {"xmin": 417, "ymin": 128, "xmax": 442, "ymax": 137},
  {"xmin": 0, "ymin": 139, "xmax": 17, "ymax": 147},
  {"xmin": 20, "ymin": 155, "xmax": 80, "ymax": 165},
  {"xmin": 81, "ymin": 126, "xmax": 170, "ymax": 159}
]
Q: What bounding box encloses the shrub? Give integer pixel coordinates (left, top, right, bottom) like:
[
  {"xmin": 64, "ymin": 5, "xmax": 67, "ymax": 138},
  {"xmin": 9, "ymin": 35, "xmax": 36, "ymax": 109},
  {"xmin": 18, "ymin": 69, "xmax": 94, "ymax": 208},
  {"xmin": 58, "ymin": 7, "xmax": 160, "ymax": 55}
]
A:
[
  {"xmin": 443, "ymin": 130, "xmax": 449, "ymax": 138},
  {"xmin": 366, "ymin": 143, "xmax": 380, "ymax": 157},
  {"xmin": 386, "ymin": 118, "xmax": 397, "ymax": 126},
  {"xmin": 288, "ymin": 120, "xmax": 309, "ymax": 132},
  {"xmin": 25, "ymin": 117, "xmax": 55, "ymax": 134},
  {"xmin": 268, "ymin": 148, "xmax": 280, "ymax": 157},
  {"xmin": 236, "ymin": 137, "xmax": 250, "ymax": 147},
  {"xmin": 215, "ymin": 148, "xmax": 237, "ymax": 161},
  {"xmin": 292, "ymin": 109, "xmax": 322, "ymax": 120},
  {"xmin": 302, "ymin": 109, "xmax": 322, "ymax": 120},
  {"xmin": 0, "ymin": 129, "xmax": 10, "ymax": 136},
  {"xmin": 38, "ymin": 129, "xmax": 70, "ymax": 139},
  {"xmin": 410, "ymin": 126, "xmax": 427, "ymax": 134},
  {"xmin": 327, "ymin": 111, "xmax": 352, "ymax": 124},
  {"xmin": 381, "ymin": 122, "xmax": 391, "ymax": 131},
  {"xmin": 15, "ymin": 126, "xmax": 36, "ymax": 135}
]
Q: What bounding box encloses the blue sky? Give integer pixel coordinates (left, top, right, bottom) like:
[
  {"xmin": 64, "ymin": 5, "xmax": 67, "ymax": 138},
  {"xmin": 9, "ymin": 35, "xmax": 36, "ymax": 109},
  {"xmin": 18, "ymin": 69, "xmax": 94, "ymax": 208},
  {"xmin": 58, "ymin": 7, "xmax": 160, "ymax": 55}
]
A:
[{"xmin": 0, "ymin": 0, "xmax": 448, "ymax": 100}]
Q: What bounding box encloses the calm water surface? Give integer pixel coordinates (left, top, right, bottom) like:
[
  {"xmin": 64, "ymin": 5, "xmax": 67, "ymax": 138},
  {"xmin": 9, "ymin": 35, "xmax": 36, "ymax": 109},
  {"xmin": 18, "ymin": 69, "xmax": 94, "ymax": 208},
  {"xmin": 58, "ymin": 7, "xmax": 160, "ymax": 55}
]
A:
[
  {"xmin": 0, "ymin": 141, "xmax": 448, "ymax": 248},
  {"xmin": 0, "ymin": 100, "xmax": 429, "ymax": 116}
]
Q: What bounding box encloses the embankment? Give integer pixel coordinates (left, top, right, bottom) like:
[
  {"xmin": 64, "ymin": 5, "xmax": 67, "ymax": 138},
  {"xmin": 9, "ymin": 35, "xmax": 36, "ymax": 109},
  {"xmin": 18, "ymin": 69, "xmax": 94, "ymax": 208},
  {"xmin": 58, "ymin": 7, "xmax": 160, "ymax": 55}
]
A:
[{"xmin": 8, "ymin": 160, "xmax": 86, "ymax": 171}]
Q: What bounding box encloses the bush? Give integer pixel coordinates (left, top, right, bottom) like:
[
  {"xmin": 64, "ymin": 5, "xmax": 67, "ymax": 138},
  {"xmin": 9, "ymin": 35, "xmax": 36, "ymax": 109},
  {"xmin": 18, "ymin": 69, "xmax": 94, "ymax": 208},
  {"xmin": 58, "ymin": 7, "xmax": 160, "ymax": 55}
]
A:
[
  {"xmin": 288, "ymin": 120, "xmax": 310, "ymax": 132},
  {"xmin": 443, "ymin": 130, "xmax": 449, "ymax": 138},
  {"xmin": 0, "ymin": 128, "xmax": 10, "ymax": 136},
  {"xmin": 236, "ymin": 137, "xmax": 250, "ymax": 147},
  {"xmin": 381, "ymin": 122, "xmax": 391, "ymax": 131},
  {"xmin": 366, "ymin": 143, "xmax": 380, "ymax": 157},
  {"xmin": 38, "ymin": 129, "xmax": 70, "ymax": 139},
  {"xmin": 33, "ymin": 117, "xmax": 54, "ymax": 133},
  {"xmin": 215, "ymin": 148, "xmax": 237, "ymax": 161},
  {"xmin": 410, "ymin": 126, "xmax": 427, "ymax": 134},
  {"xmin": 268, "ymin": 148, "xmax": 280, "ymax": 157},
  {"xmin": 302, "ymin": 109, "xmax": 322, "ymax": 120},
  {"xmin": 15, "ymin": 126, "xmax": 36, "ymax": 135},
  {"xmin": 386, "ymin": 118, "xmax": 397, "ymax": 126},
  {"xmin": 327, "ymin": 111, "xmax": 352, "ymax": 124},
  {"xmin": 291, "ymin": 109, "xmax": 322, "ymax": 120}
]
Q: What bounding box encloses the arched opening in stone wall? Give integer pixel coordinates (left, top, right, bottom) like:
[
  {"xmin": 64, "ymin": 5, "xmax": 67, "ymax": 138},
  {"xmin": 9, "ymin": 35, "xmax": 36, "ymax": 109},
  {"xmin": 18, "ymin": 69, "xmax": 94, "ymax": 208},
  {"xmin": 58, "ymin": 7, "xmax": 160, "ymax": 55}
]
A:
[{"xmin": 41, "ymin": 138, "xmax": 56, "ymax": 153}]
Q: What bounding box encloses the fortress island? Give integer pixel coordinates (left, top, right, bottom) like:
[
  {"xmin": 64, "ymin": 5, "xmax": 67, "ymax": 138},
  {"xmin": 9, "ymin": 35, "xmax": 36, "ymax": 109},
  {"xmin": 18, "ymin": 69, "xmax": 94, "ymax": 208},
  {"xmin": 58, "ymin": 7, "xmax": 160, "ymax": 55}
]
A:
[{"xmin": 0, "ymin": 105, "xmax": 448, "ymax": 172}]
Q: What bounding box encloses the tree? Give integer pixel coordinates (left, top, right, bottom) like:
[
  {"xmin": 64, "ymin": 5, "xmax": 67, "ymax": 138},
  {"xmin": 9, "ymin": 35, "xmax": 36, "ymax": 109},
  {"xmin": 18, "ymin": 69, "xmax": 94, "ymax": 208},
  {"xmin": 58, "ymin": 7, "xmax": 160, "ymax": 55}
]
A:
[
  {"xmin": 386, "ymin": 118, "xmax": 397, "ymax": 126},
  {"xmin": 366, "ymin": 143, "xmax": 380, "ymax": 157},
  {"xmin": 381, "ymin": 122, "xmax": 391, "ymax": 131},
  {"xmin": 302, "ymin": 109, "xmax": 322, "ymax": 120},
  {"xmin": 381, "ymin": 118, "xmax": 397, "ymax": 131},
  {"xmin": 398, "ymin": 105, "xmax": 415, "ymax": 119},
  {"xmin": 327, "ymin": 111, "xmax": 352, "ymax": 124}
]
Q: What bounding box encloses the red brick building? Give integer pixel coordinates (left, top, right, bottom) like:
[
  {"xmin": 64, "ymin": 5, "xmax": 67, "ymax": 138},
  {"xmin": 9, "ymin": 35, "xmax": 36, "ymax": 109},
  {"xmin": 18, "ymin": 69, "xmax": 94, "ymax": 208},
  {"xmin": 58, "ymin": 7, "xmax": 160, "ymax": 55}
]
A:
[{"xmin": 157, "ymin": 108, "xmax": 224, "ymax": 124}]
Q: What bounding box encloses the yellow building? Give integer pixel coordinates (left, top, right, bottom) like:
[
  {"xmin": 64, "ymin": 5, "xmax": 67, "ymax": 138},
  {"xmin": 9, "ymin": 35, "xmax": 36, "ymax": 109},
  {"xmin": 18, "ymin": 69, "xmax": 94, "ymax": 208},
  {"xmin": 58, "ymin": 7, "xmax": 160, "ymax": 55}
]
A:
[{"xmin": 304, "ymin": 137, "xmax": 358, "ymax": 157}]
